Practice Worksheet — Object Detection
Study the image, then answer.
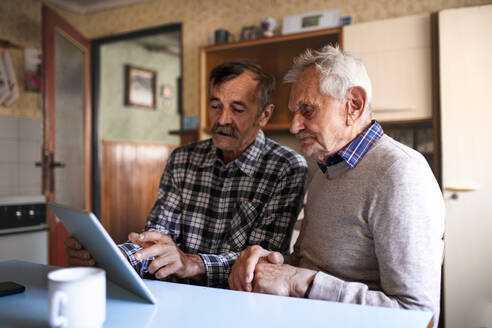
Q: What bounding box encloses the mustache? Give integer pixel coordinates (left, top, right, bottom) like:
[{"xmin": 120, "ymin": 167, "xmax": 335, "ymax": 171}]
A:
[
  {"xmin": 211, "ymin": 123, "xmax": 240, "ymax": 138},
  {"xmin": 295, "ymin": 131, "xmax": 316, "ymax": 139}
]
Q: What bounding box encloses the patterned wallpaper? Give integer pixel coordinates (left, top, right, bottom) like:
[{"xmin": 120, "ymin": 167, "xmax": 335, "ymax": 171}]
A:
[{"xmin": 0, "ymin": 0, "xmax": 490, "ymax": 118}]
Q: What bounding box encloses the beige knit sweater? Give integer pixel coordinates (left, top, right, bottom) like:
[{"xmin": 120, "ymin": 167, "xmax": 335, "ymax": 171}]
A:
[{"xmin": 290, "ymin": 134, "xmax": 444, "ymax": 326}]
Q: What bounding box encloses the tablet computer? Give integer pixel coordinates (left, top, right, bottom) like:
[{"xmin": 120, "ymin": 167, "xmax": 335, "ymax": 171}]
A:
[{"xmin": 48, "ymin": 203, "xmax": 156, "ymax": 304}]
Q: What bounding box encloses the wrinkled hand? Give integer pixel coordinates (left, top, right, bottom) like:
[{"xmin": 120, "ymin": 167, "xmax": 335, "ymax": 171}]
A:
[
  {"xmin": 229, "ymin": 245, "xmax": 284, "ymax": 292},
  {"xmin": 65, "ymin": 236, "xmax": 95, "ymax": 267},
  {"xmin": 129, "ymin": 231, "xmax": 205, "ymax": 280},
  {"xmin": 252, "ymin": 262, "xmax": 316, "ymax": 298}
]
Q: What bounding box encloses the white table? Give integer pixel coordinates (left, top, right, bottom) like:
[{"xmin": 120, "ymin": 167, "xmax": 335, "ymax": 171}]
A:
[{"xmin": 0, "ymin": 260, "xmax": 433, "ymax": 327}]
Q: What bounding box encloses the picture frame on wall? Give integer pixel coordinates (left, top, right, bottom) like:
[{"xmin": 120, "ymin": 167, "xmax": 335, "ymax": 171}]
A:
[{"xmin": 125, "ymin": 65, "xmax": 157, "ymax": 109}]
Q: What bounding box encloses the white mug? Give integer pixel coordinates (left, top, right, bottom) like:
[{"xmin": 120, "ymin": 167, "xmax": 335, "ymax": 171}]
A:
[{"xmin": 48, "ymin": 267, "xmax": 106, "ymax": 328}]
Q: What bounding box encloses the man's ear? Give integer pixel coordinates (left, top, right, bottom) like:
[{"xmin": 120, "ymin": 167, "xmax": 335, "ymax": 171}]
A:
[
  {"xmin": 345, "ymin": 86, "xmax": 367, "ymax": 126},
  {"xmin": 258, "ymin": 104, "xmax": 275, "ymax": 128}
]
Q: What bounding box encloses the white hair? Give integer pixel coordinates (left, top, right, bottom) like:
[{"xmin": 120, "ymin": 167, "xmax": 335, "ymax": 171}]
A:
[{"xmin": 284, "ymin": 45, "xmax": 373, "ymax": 118}]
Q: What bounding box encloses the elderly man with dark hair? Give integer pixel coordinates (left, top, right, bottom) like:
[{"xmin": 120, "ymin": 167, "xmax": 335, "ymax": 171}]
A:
[
  {"xmin": 229, "ymin": 46, "xmax": 444, "ymax": 326},
  {"xmin": 66, "ymin": 60, "xmax": 307, "ymax": 288}
]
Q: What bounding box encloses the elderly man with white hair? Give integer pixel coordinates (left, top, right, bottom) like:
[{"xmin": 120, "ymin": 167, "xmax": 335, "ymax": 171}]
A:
[{"xmin": 229, "ymin": 45, "xmax": 445, "ymax": 326}]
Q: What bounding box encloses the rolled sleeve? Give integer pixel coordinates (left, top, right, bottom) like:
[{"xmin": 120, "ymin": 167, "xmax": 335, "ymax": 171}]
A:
[{"xmin": 199, "ymin": 252, "xmax": 239, "ymax": 288}]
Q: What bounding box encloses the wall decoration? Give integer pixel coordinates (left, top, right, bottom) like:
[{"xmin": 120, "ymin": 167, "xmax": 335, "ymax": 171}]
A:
[
  {"xmin": 161, "ymin": 83, "xmax": 173, "ymax": 99},
  {"xmin": 160, "ymin": 83, "xmax": 173, "ymax": 106},
  {"xmin": 240, "ymin": 26, "xmax": 263, "ymax": 41},
  {"xmin": 261, "ymin": 17, "xmax": 278, "ymax": 37},
  {"xmin": 282, "ymin": 9, "xmax": 341, "ymax": 35},
  {"xmin": 125, "ymin": 65, "xmax": 156, "ymax": 109},
  {"xmin": 1, "ymin": 50, "xmax": 19, "ymax": 107},
  {"xmin": 24, "ymin": 48, "xmax": 42, "ymax": 92}
]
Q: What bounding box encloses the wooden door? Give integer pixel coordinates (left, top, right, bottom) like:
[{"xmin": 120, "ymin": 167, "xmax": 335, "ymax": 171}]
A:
[
  {"xmin": 439, "ymin": 5, "xmax": 492, "ymax": 328},
  {"xmin": 42, "ymin": 6, "xmax": 92, "ymax": 266}
]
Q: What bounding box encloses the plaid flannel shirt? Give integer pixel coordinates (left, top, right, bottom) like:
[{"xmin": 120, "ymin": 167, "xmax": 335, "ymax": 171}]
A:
[{"xmin": 119, "ymin": 130, "xmax": 307, "ymax": 288}]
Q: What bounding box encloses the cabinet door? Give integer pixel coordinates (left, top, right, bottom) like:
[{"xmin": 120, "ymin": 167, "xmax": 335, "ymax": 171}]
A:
[
  {"xmin": 439, "ymin": 5, "xmax": 492, "ymax": 328},
  {"xmin": 343, "ymin": 14, "xmax": 433, "ymax": 122}
]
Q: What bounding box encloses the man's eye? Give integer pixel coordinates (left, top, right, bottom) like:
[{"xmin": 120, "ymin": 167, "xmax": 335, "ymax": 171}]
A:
[
  {"xmin": 232, "ymin": 107, "xmax": 244, "ymax": 113},
  {"xmin": 302, "ymin": 108, "xmax": 314, "ymax": 118},
  {"xmin": 209, "ymin": 103, "xmax": 220, "ymax": 110}
]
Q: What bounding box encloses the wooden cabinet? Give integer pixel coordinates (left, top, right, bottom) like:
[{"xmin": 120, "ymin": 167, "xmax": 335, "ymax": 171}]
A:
[
  {"xmin": 344, "ymin": 14, "xmax": 441, "ymax": 181},
  {"xmin": 197, "ymin": 22, "xmax": 440, "ymax": 180},
  {"xmin": 198, "ymin": 28, "xmax": 341, "ymax": 139},
  {"xmin": 343, "ymin": 14, "xmax": 433, "ymax": 122}
]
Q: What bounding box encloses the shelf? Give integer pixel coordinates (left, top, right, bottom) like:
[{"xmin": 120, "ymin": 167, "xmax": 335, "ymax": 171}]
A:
[
  {"xmin": 199, "ymin": 28, "xmax": 342, "ymax": 140},
  {"xmin": 203, "ymin": 27, "xmax": 342, "ymax": 52},
  {"xmin": 168, "ymin": 129, "xmax": 198, "ymax": 145},
  {"xmin": 168, "ymin": 129, "xmax": 198, "ymax": 136},
  {"xmin": 201, "ymin": 124, "xmax": 292, "ymax": 135}
]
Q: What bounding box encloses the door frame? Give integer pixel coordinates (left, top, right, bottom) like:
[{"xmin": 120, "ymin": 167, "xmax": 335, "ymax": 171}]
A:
[
  {"xmin": 42, "ymin": 5, "xmax": 92, "ymax": 266},
  {"xmin": 90, "ymin": 23, "xmax": 182, "ymax": 219}
]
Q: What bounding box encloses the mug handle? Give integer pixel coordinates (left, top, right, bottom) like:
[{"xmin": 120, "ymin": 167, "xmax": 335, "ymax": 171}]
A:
[{"xmin": 50, "ymin": 290, "xmax": 68, "ymax": 327}]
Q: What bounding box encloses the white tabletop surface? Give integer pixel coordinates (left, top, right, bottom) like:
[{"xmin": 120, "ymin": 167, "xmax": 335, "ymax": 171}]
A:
[{"xmin": 0, "ymin": 260, "xmax": 433, "ymax": 327}]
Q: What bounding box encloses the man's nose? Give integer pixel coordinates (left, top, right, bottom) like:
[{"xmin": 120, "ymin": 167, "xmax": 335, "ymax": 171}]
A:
[
  {"xmin": 290, "ymin": 112, "xmax": 304, "ymax": 135},
  {"xmin": 217, "ymin": 107, "xmax": 232, "ymax": 125}
]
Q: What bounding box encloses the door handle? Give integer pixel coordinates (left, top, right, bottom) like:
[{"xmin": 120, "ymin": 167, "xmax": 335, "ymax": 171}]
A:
[
  {"xmin": 444, "ymin": 185, "xmax": 478, "ymax": 201},
  {"xmin": 35, "ymin": 161, "xmax": 66, "ymax": 168},
  {"xmin": 50, "ymin": 162, "xmax": 65, "ymax": 168}
]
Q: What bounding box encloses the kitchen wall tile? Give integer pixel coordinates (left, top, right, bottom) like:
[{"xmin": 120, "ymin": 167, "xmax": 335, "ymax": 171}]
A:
[
  {"xmin": 18, "ymin": 140, "xmax": 42, "ymax": 164},
  {"xmin": 0, "ymin": 140, "xmax": 19, "ymax": 163},
  {"xmin": 18, "ymin": 117, "xmax": 42, "ymax": 141},
  {"xmin": 0, "ymin": 117, "xmax": 43, "ymax": 196},
  {"xmin": 0, "ymin": 163, "xmax": 18, "ymax": 195},
  {"xmin": 18, "ymin": 185, "xmax": 42, "ymax": 196},
  {"xmin": 0, "ymin": 116, "xmax": 18, "ymax": 140},
  {"xmin": 18, "ymin": 163, "xmax": 41, "ymax": 191}
]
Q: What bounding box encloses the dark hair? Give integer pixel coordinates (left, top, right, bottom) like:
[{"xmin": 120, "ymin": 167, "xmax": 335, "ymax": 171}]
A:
[{"xmin": 208, "ymin": 60, "xmax": 275, "ymax": 115}]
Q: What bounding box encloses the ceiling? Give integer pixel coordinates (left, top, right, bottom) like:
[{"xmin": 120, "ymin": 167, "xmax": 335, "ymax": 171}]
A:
[{"xmin": 45, "ymin": 0, "xmax": 152, "ymax": 14}]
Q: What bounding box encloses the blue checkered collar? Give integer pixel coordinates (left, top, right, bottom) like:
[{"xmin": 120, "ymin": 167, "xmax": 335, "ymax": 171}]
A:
[
  {"xmin": 318, "ymin": 120, "xmax": 384, "ymax": 172},
  {"xmin": 204, "ymin": 130, "xmax": 265, "ymax": 177}
]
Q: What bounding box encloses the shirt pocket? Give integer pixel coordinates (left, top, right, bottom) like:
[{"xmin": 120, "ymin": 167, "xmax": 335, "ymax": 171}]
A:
[{"xmin": 227, "ymin": 200, "xmax": 262, "ymax": 252}]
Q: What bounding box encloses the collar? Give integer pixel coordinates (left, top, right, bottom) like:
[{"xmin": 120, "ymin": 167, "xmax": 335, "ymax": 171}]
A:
[
  {"xmin": 318, "ymin": 120, "xmax": 384, "ymax": 172},
  {"xmin": 201, "ymin": 130, "xmax": 266, "ymax": 177}
]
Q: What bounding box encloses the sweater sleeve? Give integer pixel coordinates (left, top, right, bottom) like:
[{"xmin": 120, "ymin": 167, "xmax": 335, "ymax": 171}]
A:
[{"xmin": 307, "ymin": 155, "xmax": 444, "ymax": 325}]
